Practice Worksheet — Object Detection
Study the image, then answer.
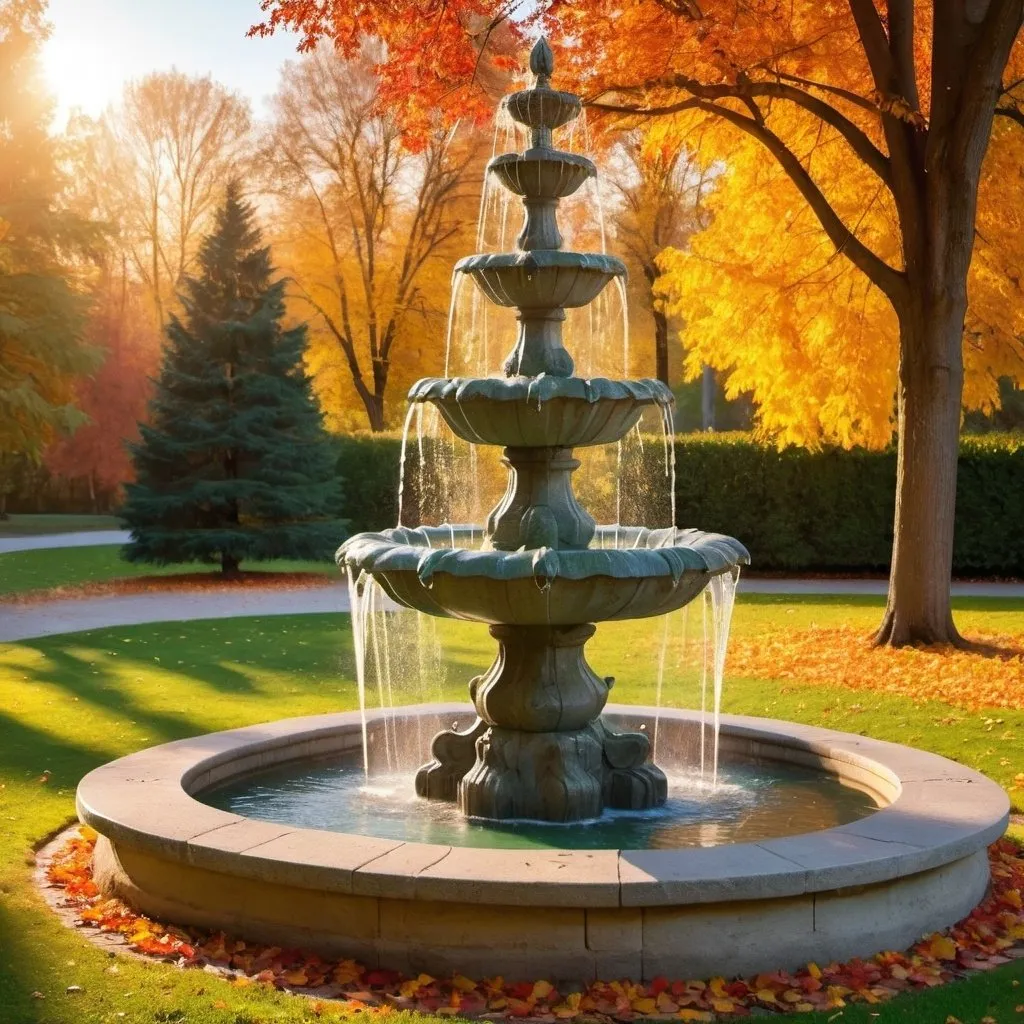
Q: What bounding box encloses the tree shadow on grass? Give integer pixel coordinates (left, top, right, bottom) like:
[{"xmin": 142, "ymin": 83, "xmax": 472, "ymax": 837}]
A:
[
  {"xmin": 0, "ymin": 709, "xmax": 116, "ymax": 790},
  {"xmin": 0, "ymin": 897, "xmax": 49, "ymax": 1024},
  {"xmin": 9, "ymin": 644, "xmax": 216, "ymax": 749}
]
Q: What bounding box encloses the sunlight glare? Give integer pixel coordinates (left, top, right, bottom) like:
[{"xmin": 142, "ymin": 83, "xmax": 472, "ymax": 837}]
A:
[{"xmin": 41, "ymin": 32, "xmax": 126, "ymax": 127}]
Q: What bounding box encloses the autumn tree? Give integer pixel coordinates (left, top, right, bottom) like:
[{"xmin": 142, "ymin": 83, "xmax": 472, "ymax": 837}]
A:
[
  {"xmin": 262, "ymin": 44, "xmax": 478, "ymax": 431},
  {"xmin": 44, "ymin": 257, "xmax": 159, "ymax": 508},
  {"xmin": 610, "ymin": 130, "xmax": 712, "ymax": 386},
  {"xmin": 122, "ymin": 184, "xmax": 341, "ymax": 575},
  {"xmin": 0, "ymin": 0, "xmax": 97, "ymax": 481},
  {"xmin": 75, "ymin": 72, "xmax": 252, "ymax": 329},
  {"xmin": 252, "ymin": 1, "xmax": 1024, "ymax": 647}
]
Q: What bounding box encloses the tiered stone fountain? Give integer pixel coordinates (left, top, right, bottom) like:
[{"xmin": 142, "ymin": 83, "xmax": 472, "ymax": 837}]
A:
[
  {"xmin": 75, "ymin": 39, "xmax": 1008, "ymax": 983},
  {"xmin": 340, "ymin": 37, "xmax": 747, "ymax": 824}
]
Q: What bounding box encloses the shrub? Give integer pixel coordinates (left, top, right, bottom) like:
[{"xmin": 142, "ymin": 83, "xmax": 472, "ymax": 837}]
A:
[{"xmin": 334, "ymin": 430, "xmax": 1024, "ymax": 576}]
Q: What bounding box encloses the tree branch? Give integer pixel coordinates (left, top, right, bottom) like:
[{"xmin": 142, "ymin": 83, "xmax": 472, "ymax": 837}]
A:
[
  {"xmin": 593, "ymin": 75, "xmax": 893, "ymax": 188},
  {"xmin": 591, "ymin": 94, "xmax": 905, "ymax": 303}
]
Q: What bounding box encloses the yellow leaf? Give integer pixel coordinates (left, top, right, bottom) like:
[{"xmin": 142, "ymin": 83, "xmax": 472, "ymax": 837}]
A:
[
  {"xmin": 677, "ymin": 1011, "xmax": 713, "ymax": 1022},
  {"xmin": 927, "ymin": 934, "xmax": 958, "ymax": 961},
  {"xmin": 632, "ymin": 997, "xmax": 657, "ymax": 1014},
  {"xmin": 452, "ymin": 975, "xmax": 476, "ymax": 992},
  {"xmin": 710, "ymin": 999, "xmax": 735, "ymax": 1013},
  {"xmin": 807, "ymin": 962, "xmax": 822, "ymax": 979},
  {"xmin": 708, "ymin": 977, "xmax": 728, "ymax": 997},
  {"xmin": 755, "ymin": 988, "xmax": 777, "ymax": 1003},
  {"xmin": 532, "ymin": 979, "xmax": 554, "ymax": 1002},
  {"xmin": 795, "ymin": 1003, "xmax": 815, "ymax": 1012}
]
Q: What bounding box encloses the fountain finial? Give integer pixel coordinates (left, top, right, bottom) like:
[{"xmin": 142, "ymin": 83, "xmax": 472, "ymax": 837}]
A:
[{"xmin": 530, "ymin": 37, "xmax": 554, "ymax": 84}]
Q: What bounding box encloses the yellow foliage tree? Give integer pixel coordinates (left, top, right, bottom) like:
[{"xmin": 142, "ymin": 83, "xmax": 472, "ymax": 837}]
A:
[
  {"xmin": 657, "ymin": 115, "xmax": 1024, "ymax": 451},
  {"xmin": 262, "ymin": 44, "xmax": 481, "ymax": 431}
]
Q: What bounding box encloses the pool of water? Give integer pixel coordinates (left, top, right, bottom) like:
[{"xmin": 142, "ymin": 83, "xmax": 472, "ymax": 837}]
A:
[{"xmin": 201, "ymin": 756, "xmax": 880, "ymax": 850}]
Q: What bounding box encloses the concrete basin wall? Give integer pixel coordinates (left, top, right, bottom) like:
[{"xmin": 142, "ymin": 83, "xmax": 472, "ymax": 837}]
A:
[{"xmin": 77, "ymin": 705, "xmax": 1009, "ymax": 982}]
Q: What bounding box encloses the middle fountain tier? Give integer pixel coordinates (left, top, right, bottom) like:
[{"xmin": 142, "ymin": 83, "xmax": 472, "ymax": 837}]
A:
[{"xmin": 339, "ymin": 37, "xmax": 748, "ymax": 824}]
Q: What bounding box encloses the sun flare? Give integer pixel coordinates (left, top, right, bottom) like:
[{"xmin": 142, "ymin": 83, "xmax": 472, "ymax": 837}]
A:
[{"xmin": 40, "ymin": 33, "xmax": 126, "ymax": 124}]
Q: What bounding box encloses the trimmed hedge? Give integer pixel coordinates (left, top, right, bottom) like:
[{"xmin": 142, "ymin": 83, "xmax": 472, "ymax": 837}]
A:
[{"xmin": 334, "ymin": 432, "xmax": 1024, "ymax": 576}]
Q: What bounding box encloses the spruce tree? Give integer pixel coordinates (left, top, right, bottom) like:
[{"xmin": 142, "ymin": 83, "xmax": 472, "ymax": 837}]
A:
[{"xmin": 121, "ymin": 183, "xmax": 342, "ymax": 575}]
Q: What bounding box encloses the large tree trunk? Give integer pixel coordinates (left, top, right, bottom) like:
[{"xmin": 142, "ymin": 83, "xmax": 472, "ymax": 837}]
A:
[
  {"xmin": 364, "ymin": 392, "xmax": 386, "ymax": 432},
  {"xmin": 653, "ymin": 307, "xmax": 670, "ymax": 385},
  {"xmin": 701, "ymin": 365, "xmax": 716, "ymax": 431},
  {"xmin": 876, "ymin": 288, "xmax": 966, "ymax": 647}
]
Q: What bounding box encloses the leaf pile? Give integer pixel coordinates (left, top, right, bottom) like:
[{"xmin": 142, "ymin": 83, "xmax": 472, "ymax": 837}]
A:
[
  {"xmin": 728, "ymin": 627, "xmax": 1024, "ymax": 711},
  {"xmin": 47, "ymin": 829, "xmax": 1024, "ymax": 1019}
]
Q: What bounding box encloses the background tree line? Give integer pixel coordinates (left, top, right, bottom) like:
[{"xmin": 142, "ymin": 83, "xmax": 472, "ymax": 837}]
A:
[{"xmin": 2, "ymin": 0, "xmax": 757, "ymax": 520}]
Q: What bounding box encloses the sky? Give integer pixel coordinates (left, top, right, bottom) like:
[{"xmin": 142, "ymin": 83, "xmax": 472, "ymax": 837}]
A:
[{"xmin": 41, "ymin": 0, "xmax": 303, "ymax": 129}]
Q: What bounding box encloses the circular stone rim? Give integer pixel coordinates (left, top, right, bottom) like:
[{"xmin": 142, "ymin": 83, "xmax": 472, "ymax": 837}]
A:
[
  {"xmin": 338, "ymin": 526, "xmax": 750, "ymax": 585},
  {"xmin": 454, "ymin": 250, "xmax": 627, "ymax": 277},
  {"xmin": 76, "ymin": 704, "xmax": 1009, "ymax": 910},
  {"xmin": 407, "ymin": 375, "xmax": 674, "ymax": 407}
]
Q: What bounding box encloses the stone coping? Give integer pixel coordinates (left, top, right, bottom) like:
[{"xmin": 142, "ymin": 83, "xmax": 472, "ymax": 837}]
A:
[{"xmin": 77, "ymin": 705, "xmax": 1008, "ymax": 910}]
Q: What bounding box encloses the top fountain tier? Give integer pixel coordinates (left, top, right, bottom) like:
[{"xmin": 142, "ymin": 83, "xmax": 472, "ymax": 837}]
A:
[{"xmin": 455, "ymin": 38, "xmax": 625, "ymax": 379}]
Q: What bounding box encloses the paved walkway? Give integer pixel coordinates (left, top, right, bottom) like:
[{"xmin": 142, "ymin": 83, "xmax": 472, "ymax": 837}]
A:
[
  {"xmin": 2, "ymin": 576, "xmax": 1023, "ymax": 644},
  {"xmin": 0, "ymin": 529, "xmax": 131, "ymax": 554},
  {"xmin": 741, "ymin": 578, "xmax": 1024, "ymax": 598},
  {"xmin": 0, "ymin": 586, "xmax": 351, "ymax": 642}
]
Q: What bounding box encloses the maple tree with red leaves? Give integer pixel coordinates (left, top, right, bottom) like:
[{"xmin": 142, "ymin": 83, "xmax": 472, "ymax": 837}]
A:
[
  {"xmin": 45, "ymin": 264, "xmax": 161, "ymax": 508},
  {"xmin": 251, "ymin": 0, "xmax": 1024, "ymax": 650}
]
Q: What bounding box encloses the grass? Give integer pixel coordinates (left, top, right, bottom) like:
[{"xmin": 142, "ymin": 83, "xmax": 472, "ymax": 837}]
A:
[
  {"xmin": 1, "ymin": 598, "xmax": 1023, "ymax": 1023},
  {"xmin": 0, "ymin": 544, "xmax": 336, "ymax": 597},
  {"xmin": 0, "ymin": 513, "xmax": 123, "ymax": 537}
]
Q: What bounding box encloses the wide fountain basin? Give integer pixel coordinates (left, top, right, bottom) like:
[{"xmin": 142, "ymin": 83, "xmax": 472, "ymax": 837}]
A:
[
  {"xmin": 408, "ymin": 376, "xmax": 674, "ymax": 447},
  {"xmin": 456, "ymin": 250, "xmax": 626, "ymax": 310},
  {"xmin": 340, "ymin": 526, "xmax": 749, "ymax": 625},
  {"xmin": 489, "ymin": 150, "xmax": 595, "ymax": 199},
  {"xmin": 77, "ymin": 705, "xmax": 1008, "ymax": 981}
]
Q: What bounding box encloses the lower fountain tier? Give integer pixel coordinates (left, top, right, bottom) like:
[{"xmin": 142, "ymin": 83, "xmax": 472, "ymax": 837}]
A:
[
  {"xmin": 415, "ymin": 623, "xmax": 667, "ymax": 822},
  {"xmin": 409, "ymin": 376, "xmax": 673, "ymax": 448},
  {"xmin": 339, "ymin": 525, "xmax": 749, "ymax": 626}
]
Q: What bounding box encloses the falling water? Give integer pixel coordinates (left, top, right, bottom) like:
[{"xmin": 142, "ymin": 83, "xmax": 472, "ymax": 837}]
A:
[
  {"xmin": 349, "ymin": 563, "xmax": 451, "ymax": 778},
  {"xmin": 396, "ymin": 405, "xmax": 418, "ymax": 527},
  {"xmin": 707, "ymin": 567, "xmax": 740, "ymax": 783},
  {"xmin": 347, "ymin": 567, "xmax": 371, "ymax": 774}
]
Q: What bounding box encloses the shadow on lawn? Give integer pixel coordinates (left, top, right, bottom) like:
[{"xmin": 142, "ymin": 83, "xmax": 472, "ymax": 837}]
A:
[
  {"xmin": 0, "ymin": 709, "xmax": 114, "ymax": 786},
  {"xmin": 0, "ymin": 898, "xmax": 50, "ymax": 1023}
]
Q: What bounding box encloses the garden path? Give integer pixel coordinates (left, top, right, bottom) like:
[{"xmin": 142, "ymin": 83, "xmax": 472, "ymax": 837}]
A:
[
  {"xmin": 3, "ymin": 577, "xmax": 1024, "ymax": 643},
  {"xmin": 0, "ymin": 529, "xmax": 131, "ymax": 553}
]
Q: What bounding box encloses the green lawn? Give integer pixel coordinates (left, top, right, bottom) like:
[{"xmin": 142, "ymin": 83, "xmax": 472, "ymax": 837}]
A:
[
  {"xmin": 0, "ymin": 513, "xmax": 123, "ymax": 537},
  {"xmin": 1, "ymin": 601, "xmax": 1023, "ymax": 1023},
  {"xmin": 0, "ymin": 543, "xmax": 337, "ymax": 597}
]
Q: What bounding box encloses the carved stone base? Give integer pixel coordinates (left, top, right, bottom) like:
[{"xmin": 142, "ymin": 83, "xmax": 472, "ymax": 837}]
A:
[
  {"xmin": 415, "ymin": 715, "xmax": 488, "ymax": 802},
  {"xmin": 461, "ymin": 725, "xmax": 604, "ymax": 821},
  {"xmin": 417, "ymin": 622, "xmax": 668, "ymax": 821}
]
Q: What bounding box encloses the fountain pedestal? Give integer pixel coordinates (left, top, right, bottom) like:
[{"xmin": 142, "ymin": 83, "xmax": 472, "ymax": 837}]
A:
[{"xmin": 416, "ymin": 624, "xmax": 667, "ymax": 820}]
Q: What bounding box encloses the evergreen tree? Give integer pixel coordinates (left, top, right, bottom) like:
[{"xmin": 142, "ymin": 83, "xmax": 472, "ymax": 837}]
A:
[{"xmin": 121, "ymin": 183, "xmax": 343, "ymax": 575}]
